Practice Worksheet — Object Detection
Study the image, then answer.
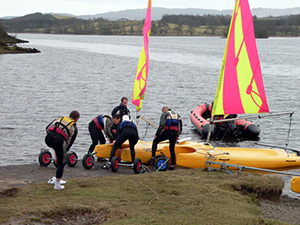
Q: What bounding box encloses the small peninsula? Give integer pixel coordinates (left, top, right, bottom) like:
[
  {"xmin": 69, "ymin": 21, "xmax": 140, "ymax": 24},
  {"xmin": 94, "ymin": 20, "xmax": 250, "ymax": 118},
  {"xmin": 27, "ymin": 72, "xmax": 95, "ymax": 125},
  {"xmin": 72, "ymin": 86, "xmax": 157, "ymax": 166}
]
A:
[{"xmin": 0, "ymin": 24, "xmax": 40, "ymax": 54}]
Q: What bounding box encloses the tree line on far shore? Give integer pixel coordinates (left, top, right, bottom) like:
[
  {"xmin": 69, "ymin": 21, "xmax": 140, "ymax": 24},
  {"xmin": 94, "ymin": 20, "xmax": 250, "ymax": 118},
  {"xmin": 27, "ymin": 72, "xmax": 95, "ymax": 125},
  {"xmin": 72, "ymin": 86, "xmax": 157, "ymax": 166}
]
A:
[{"xmin": 1, "ymin": 13, "xmax": 300, "ymax": 37}]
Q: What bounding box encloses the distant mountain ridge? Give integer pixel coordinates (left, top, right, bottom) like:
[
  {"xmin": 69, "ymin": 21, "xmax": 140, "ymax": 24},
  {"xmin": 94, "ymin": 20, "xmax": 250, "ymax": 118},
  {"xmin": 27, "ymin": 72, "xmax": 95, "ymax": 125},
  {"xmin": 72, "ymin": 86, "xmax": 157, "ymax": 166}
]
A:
[
  {"xmin": 77, "ymin": 7, "xmax": 300, "ymax": 20},
  {"xmin": 1, "ymin": 7, "xmax": 300, "ymax": 20}
]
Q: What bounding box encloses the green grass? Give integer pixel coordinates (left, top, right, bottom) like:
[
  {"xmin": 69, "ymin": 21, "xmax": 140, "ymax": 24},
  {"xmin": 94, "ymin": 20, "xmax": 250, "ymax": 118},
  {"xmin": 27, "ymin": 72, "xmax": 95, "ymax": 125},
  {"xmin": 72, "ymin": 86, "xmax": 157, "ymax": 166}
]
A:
[{"xmin": 0, "ymin": 169, "xmax": 286, "ymax": 224}]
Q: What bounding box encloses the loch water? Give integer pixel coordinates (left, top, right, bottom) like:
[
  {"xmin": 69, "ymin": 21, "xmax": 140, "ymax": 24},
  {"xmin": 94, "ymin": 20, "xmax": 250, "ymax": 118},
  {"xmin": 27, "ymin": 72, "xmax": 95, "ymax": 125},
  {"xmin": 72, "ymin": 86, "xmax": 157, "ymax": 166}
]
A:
[{"xmin": 0, "ymin": 34, "xmax": 299, "ymax": 197}]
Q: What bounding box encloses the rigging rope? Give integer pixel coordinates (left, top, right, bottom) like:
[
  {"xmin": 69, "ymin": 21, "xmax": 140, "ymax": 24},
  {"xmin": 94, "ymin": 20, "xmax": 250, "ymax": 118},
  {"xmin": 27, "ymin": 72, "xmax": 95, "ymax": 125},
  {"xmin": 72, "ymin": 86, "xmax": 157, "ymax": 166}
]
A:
[
  {"xmin": 140, "ymin": 122, "xmax": 152, "ymax": 140},
  {"xmin": 284, "ymin": 112, "xmax": 293, "ymax": 149}
]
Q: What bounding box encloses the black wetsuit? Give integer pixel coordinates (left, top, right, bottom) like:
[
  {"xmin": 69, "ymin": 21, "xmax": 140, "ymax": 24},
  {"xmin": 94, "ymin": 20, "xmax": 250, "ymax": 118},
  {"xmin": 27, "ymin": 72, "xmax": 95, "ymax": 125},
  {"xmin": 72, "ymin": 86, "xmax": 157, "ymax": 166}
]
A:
[
  {"xmin": 88, "ymin": 120, "xmax": 106, "ymax": 153},
  {"xmin": 45, "ymin": 131, "xmax": 66, "ymax": 179}
]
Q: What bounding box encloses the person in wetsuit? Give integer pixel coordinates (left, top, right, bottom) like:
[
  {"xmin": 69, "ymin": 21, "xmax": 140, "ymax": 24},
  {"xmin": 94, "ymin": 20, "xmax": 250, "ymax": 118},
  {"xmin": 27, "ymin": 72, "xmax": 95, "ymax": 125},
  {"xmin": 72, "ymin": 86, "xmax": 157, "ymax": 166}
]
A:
[
  {"xmin": 45, "ymin": 110, "xmax": 80, "ymax": 190},
  {"xmin": 105, "ymin": 115, "xmax": 139, "ymax": 168},
  {"xmin": 111, "ymin": 97, "xmax": 130, "ymax": 120},
  {"xmin": 150, "ymin": 106, "xmax": 182, "ymax": 170}
]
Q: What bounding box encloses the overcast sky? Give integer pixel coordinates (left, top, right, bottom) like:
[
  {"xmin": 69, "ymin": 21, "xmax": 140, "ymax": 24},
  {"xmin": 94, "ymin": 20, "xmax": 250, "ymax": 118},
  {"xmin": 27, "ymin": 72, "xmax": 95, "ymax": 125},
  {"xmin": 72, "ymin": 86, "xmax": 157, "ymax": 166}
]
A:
[{"xmin": 1, "ymin": 0, "xmax": 300, "ymax": 17}]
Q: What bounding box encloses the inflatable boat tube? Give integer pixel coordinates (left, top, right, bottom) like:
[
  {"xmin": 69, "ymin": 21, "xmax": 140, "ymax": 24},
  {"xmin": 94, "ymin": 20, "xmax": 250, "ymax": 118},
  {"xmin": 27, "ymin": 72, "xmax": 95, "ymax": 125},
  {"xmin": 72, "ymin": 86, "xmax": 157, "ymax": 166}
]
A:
[{"xmin": 190, "ymin": 103, "xmax": 260, "ymax": 139}]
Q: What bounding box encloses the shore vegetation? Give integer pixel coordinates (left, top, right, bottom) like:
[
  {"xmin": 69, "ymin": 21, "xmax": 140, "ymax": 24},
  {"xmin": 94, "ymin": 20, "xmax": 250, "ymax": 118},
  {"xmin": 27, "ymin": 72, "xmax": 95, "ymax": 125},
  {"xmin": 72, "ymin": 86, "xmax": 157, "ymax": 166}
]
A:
[
  {"xmin": 0, "ymin": 23, "xmax": 40, "ymax": 54},
  {"xmin": 0, "ymin": 169, "xmax": 286, "ymax": 224}
]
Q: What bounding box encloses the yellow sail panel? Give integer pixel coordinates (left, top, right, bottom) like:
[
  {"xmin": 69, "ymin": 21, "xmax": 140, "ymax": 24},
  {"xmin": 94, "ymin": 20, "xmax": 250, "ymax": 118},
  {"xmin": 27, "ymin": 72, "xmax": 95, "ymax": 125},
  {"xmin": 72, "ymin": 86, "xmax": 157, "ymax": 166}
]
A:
[{"xmin": 132, "ymin": 0, "xmax": 152, "ymax": 111}]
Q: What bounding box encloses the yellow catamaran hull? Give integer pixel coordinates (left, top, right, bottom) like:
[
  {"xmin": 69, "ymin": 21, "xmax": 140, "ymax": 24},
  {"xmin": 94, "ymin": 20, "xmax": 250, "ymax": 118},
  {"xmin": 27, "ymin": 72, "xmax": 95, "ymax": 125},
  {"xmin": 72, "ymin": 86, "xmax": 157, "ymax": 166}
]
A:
[{"xmin": 94, "ymin": 140, "xmax": 300, "ymax": 169}]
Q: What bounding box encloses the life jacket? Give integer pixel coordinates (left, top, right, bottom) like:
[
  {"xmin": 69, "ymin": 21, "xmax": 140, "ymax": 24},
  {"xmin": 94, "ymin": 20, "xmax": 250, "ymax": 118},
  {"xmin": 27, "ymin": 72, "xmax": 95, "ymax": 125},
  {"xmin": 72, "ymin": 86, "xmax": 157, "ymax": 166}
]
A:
[
  {"xmin": 119, "ymin": 120, "xmax": 137, "ymax": 131},
  {"xmin": 164, "ymin": 111, "xmax": 180, "ymax": 131},
  {"xmin": 93, "ymin": 115, "xmax": 104, "ymax": 131},
  {"xmin": 48, "ymin": 116, "xmax": 75, "ymax": 141},
  {"xmin": 102, "ymin": 115, "xmax": 115, "ymax": 141}
]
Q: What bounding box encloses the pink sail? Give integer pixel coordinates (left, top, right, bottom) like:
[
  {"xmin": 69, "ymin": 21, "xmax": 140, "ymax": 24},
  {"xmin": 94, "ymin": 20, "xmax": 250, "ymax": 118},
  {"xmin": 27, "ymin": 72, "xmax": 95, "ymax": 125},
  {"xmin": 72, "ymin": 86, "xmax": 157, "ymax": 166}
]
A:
[
  {"xmin": 212, "ymin": 0, "xmax": 269, "ymax": 116},
  {"xmin": 132, "ymin": 0, "xmax": 152, "ymax": 111}
]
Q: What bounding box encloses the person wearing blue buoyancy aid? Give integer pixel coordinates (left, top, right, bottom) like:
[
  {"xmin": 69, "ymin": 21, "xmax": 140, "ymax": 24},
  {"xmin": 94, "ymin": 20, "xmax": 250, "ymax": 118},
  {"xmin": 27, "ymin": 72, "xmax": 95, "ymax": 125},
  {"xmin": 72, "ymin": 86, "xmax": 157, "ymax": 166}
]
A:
[
  {"xmin": 150, "ymin": 106, "xmax": 182, "ymax": 170},
  {"xmin": 107, "ymin": 115, "xmax": 139, "ymax": 165}
]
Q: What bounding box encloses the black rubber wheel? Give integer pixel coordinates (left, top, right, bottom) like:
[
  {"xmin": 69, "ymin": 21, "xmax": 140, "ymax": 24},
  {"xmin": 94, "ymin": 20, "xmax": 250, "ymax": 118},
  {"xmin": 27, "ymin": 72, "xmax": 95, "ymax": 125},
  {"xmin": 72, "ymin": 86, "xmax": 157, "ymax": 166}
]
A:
[
  {"xmin": 38, "ymin": 150, "xmax": 52, "ymax": 167},
  {"xmin": 111, "ymin": 156, "xmax": 120, "ymax": 172},
  {"xmin": 82, "ymin": 154, "xmax": 94, "ymax": 169},
  {"xmin": 66, "ymin": 151, "xmax": 78, "ymax": 167},
  {"xmin": 133, "ymin": 158, "xmax": 142, "ymax": 174},
  {"xmin": 154, "ymin": 156, "xmax": 169, "ymax": 171}
]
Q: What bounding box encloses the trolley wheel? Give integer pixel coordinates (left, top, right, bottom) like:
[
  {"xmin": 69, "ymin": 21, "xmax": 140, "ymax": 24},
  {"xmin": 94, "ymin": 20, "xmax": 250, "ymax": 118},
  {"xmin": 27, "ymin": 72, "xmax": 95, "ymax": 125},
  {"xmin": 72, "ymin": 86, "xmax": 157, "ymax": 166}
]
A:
[
  {"xmin": 111, "ymin": 156, "xmax": 120, "ymax": 172},
  {"xmin": 82, "ymin": 154, "xmax": 94, "ymax": 169},
  {"xmin": 66, "ymin": 151, "xmax": 78, "ymax": 167},
  {"xmin": 154, "ymin": 156, "xmax": 169, "ymax": 171},
  {"xmin": 38, "ymin": 150, "xmax": 52, "ymax": 167},
  {"xmin": 133, "ymin": 158, "xmax": 142, "ymax": 174}
]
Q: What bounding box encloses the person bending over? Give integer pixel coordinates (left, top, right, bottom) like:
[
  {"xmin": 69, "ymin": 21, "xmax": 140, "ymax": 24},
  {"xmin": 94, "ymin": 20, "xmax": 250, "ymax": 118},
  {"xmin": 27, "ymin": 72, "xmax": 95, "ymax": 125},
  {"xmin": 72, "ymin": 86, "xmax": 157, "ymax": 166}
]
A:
[
  {"xmin": 106, "ymin": 115, "xmax": 139, "ymax": 168},
  {"xmin": 45, "ymin": 110, "xmax": 80, "ymax": 190},
  {"xmin": 88, "ymin": 114, "xmax": 115, "ymax": 153}
]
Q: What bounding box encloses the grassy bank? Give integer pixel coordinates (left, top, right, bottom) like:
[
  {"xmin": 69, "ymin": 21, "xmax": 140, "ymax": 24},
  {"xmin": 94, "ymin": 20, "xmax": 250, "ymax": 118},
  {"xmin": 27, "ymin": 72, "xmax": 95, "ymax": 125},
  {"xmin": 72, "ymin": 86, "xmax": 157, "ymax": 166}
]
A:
[
  {"xmin": 0, "ymin": 169, "xmax": 286, "ymax": 224},
  {"xmin": 0, "ymin": 44, "xmax": 40, "ymax": 54}
]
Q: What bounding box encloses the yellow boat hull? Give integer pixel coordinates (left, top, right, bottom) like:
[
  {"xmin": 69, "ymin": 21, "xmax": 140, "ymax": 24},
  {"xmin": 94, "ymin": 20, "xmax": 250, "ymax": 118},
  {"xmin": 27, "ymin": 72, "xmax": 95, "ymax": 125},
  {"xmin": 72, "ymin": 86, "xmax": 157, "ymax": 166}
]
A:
[
  {"xmin": 291, "ymin": 177, "xmax": 300, "ymax": 193},
  {"xmin": 94, "ymin": 140, "xmax": 196, "ymax": 163},
  {"xmin": 94, "ymin": 140, "xmax": 300, "ymax": 169},
  {"xmin": 177, "ymin": 145, "xmax": 300, "ymax": 169}
]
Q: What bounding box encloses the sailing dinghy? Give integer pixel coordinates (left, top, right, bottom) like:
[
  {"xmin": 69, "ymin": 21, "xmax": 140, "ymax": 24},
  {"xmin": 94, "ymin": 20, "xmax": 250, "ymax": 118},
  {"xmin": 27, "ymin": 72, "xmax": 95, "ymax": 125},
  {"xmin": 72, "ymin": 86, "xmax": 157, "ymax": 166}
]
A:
[
  {"xmin": 191, "ymin": 0, "xmax": 271, "ymax": 141},
  {"xmin": 177, "ymin": 0, "xmax": 298, "ymax": 169},
  {"xmin": 91, "ymin": 0, "xmax": 300, "ymax": 192}
]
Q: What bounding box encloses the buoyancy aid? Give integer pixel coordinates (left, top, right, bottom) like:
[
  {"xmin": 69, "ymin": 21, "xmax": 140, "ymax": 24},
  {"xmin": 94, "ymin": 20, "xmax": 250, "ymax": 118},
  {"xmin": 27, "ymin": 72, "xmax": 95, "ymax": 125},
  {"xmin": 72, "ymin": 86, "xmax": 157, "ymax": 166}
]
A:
[
  {"xmin": 119, "ymin": 120, "xmax": 137, "ymax": 131},
  {"xmin": 48, "ymin": 116, "xmax": 75, "ymax": 141},
  {"xmin": 93, "ymin": 115, "xmax": 104, "ymax": 131},
  {"xmin": 164, "ymin": 111, "xmax": 180, "ymax": 131}
]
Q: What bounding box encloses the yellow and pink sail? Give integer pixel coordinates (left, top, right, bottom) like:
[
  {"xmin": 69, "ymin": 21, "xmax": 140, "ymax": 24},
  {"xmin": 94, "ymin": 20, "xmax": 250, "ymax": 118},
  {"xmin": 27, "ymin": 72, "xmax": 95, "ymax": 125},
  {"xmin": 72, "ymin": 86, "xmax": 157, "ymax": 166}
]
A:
[
  {"xmin": 132, "ymin": 0, "xmax": 152, "ymax": 111},
  {"xmin": 212, "ymin": 0, "xmax": 269, "ymax": 117}
]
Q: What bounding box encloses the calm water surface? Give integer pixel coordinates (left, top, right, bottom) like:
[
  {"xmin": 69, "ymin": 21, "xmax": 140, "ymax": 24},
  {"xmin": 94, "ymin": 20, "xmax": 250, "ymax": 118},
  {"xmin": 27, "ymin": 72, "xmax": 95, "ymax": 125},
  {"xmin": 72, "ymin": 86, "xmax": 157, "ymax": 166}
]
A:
[{"xmin": 0, "ymin": 34, "xmax": 299, "ymax": 197}]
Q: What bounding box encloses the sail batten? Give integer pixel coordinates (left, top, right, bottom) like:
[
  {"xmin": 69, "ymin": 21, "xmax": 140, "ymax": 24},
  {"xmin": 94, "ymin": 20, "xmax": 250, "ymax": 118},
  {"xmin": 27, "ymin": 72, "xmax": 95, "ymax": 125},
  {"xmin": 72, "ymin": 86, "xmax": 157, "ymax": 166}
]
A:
[
  {"xmin": 212, "ymin": 0, "xmax": 269, "ymax": 116},
  {"xmin": 132, "ymin": 0, "xmax": 152, "ymax": 111}
]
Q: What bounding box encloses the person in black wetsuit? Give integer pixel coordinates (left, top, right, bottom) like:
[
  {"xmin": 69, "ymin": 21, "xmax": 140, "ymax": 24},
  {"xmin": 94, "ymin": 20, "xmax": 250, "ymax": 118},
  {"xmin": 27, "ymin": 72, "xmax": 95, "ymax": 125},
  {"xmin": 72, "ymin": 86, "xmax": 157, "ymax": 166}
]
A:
[
  {"xmin": 111, "ymin": 97, "xmax": 130, "ymax": 120},
  {"xmin": 106, "ymin": 115, "xmax": 139, "ymax": 167},
  {"xmin": 45, "ymin": 110, "xmax": 80, "ymax": 190},
  {"xmin": 150, "ymin": 106, "xmax": 182, "ymax": 170}
]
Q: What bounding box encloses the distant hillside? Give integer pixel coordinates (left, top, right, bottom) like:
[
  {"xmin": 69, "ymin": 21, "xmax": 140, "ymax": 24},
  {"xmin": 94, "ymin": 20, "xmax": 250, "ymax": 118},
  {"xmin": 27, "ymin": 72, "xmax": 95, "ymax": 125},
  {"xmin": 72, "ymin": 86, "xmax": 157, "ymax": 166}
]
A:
[
  {"xmin": 78, "ymin": 7, "xmax": 232, "ymax": 20},
  {"xmin": 76, "ymin": 7, "xmax": 300, "ymax": 20},
  {"xmin": 1, "ymin": 7, "xmax": 300, "ymax": 21},
  {"xmin": 1, "ymin": 12, "xmax": 300, "ymax": 37}
]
